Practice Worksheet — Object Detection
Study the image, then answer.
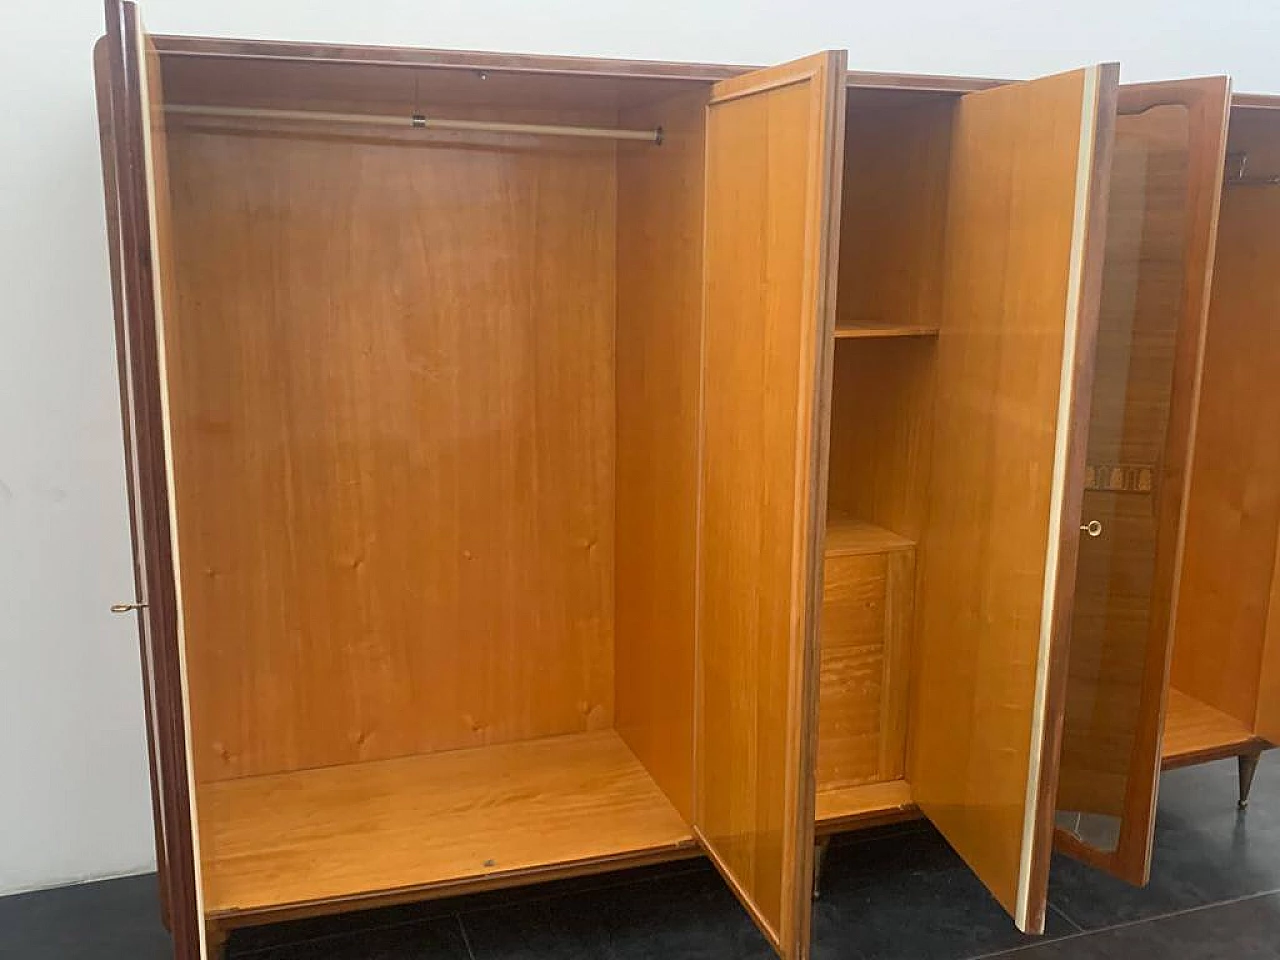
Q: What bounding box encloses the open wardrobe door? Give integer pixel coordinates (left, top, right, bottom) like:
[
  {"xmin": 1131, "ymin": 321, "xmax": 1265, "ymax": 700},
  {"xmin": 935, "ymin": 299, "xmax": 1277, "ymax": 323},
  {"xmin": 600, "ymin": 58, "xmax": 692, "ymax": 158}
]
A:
[
  {"xmin": 908, "ymin": 65, "xmax": 1119, "ymax": 934},
  {"xmin": 695, "ymin": 51, "xmax": 846, "ymax": 959},
  {"xmin": 1055, "ymin": 77, "xmax": 1231, "ymax": 884},
  {"xmin": 97, "ymin": 1, "xmax": 204, "ymax": 957}
]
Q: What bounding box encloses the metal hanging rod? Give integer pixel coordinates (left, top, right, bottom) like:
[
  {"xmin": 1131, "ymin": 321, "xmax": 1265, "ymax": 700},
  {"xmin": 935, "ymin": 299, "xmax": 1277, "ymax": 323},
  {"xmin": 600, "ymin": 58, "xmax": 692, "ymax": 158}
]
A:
[
  {"xmin": 1225, "ymin": 151, "xmax": 1280, "ymax": 187},
  {"xmin": 165, "ymin": 104, "xmax": 663, "ymax": 144}
]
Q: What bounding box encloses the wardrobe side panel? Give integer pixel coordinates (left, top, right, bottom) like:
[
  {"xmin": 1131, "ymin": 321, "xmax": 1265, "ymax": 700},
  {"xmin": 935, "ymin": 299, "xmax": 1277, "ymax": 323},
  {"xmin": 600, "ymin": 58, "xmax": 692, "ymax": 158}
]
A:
[{"xmin": 615, "ymin": 87, "xmax": 710, "ymax": 823}]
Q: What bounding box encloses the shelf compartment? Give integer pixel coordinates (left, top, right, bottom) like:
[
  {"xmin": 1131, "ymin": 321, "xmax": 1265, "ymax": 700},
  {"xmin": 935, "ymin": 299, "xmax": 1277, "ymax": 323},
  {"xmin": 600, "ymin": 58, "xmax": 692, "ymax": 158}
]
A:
[
  {"xmin": 834, "ymin": 322, "xmax": 940, "ymax": 340},
  {"xmin": 825, "ymin": 508, "xmax": 916, "ymax": 557},
  {"xmin": 1161, "ymin": 688, "xmax": 1264, "ymax": 767},
  {"xmin": 198, "ymin": 730, "xmax": 694, "ymax": 919},
  {"xmin": 816, "ymin": 779, "xmax": 918, "ymax": 833}
]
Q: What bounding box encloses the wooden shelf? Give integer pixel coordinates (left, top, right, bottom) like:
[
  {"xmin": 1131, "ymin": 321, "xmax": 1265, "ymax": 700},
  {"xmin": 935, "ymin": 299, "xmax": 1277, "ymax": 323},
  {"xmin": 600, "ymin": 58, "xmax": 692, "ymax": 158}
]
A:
[
  {"xmin": 825, "ymin": 508, "xmax": 915, "ymax": 557},
  {"xmin": 816, "ymin": 779, "xmax": 917, "ymax": 833},
  {"xmin": 1161, "ymin": 688, "xmax": 1264, "ymax": 767},
  {"xmin": 834, "ymin": 322, "xmax": 940, "ymax": 340},
  {"xmin": 198, "ymin": 730, "xmax": 694, "ymax": 919}
]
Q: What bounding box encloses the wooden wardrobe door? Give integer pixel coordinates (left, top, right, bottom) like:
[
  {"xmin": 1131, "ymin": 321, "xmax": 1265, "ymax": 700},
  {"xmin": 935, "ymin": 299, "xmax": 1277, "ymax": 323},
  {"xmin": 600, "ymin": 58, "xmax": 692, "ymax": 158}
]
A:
[
  {"xmin": 1055, "ymin": 78, "xmax": 1231, "ymax": 884},
  {"xmin": 98, "ymin": 2, "xmax": 203, "ymax": 957},
  {"xmin": 695, "ymin": 51, "xmax": 845, "ymax": 958},
  {"xmin": 908, "ymin": 65, "xmax": 1118, "ymax": 934}
]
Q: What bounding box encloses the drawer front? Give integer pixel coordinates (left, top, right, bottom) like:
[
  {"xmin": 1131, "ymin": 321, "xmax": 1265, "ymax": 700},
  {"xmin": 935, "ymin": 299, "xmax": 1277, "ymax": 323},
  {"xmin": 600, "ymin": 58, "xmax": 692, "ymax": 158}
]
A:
[{"xmin": 817, "ymin": 550, "xmax": 914, "ymax": 789}]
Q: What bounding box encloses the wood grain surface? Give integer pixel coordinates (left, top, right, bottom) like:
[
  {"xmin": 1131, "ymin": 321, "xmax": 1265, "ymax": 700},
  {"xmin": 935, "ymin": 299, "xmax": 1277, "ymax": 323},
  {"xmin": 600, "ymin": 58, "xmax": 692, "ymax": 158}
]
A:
[
  {"xmin": 907, "ymin": 65, "xmax": 1116, "ymax": 933},
  {"xmin": 198, "ymin": 731, "xmax": 693, "ymax": 918},
  {"xmin": 696, "ymin": 51, "xmax": 845, "ymax": 957},
  {"xmin": 615, "ymin": 87, "xmax": 711, "ymax": 824},
  {"xmin": 165, "ymin": 116, "xmax": 618, "ymax": 782},
  {"xmin": 1173, "ymin": 107, "xmax": 1280, "ymax": 730}
]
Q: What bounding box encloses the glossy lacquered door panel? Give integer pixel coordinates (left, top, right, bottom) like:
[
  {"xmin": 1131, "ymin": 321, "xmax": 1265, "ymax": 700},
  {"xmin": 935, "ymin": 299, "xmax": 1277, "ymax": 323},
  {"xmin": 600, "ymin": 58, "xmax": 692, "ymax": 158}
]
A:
[
  {"xmin": 1055, "ymin": 77, "xmax": 1231, "ymax": 884},
  {"xmin": 97, "ymin": 1, "xmax": 204, "ymax": 957},
  {"xmin": 696, "ymin": 51, "xmax": 846, "ymax": 959},
  {"xmin": 908, "ymin": 64, "xmax": 1118, "ymax": 934}
]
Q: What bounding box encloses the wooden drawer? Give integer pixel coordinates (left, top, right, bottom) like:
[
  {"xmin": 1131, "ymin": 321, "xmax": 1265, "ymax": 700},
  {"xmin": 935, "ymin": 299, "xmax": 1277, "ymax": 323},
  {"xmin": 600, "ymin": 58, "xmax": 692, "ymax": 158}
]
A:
[{"xmin": 817, "ymin": 547, "xmax": 915, "ymax": 790}]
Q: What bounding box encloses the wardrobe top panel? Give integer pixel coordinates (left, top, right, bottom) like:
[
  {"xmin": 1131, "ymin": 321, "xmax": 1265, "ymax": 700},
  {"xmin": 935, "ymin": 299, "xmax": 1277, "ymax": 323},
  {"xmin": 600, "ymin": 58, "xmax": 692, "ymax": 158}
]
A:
[
  {"xmin": 152, "ymin": 34, "xmax": 1008, "ymax": 111},
  {"xmin": 1233, "ymin": 93, "xmax": 1280, "ymax": 109}
]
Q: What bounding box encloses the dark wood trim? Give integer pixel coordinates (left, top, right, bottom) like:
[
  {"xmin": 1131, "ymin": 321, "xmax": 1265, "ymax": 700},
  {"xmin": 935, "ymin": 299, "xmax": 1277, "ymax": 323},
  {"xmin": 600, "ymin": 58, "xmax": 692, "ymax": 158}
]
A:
[
  {"xmin": 150, "ymin": 33, "xmax": 743, "ymax": 81},
  {"xmin": 102, "ymin": 1, "xmax": 201, "ymax": 957},
  {"xmin": 209, "ymin": 842, "xmax": 701, "ymax": 929},
  {"xmin": 1161, "ymin": 738, "xmax": 1272, "ymax": 770},
  {"xmin": 93, "ymin": 32, "xmax": 172, "ymax": 934},
  {"xmin": 845, "ymin": 70, "xmax": 1004, "ymax": 93},
  {"xmin": 1023, "ymin": 62, "xmax": 1121, "ymax": 935},
  {"xmin": 149, "ymin": 31, "xmax": 1009, "ymax": 97},
  {"xmin": 1111, "ymin": 75, "xmax": 1232, "ymax": 885},
  {"xmin": 815, "ymin": 807, "xmax": 922, "ymax": 837},
  {"xmin": 1231, "ymin": 93, "xmax": 1280, "ymax": 111},
  {"xmin": 784, "ymin": 49, "xmax": 849, "ymax": 960}
]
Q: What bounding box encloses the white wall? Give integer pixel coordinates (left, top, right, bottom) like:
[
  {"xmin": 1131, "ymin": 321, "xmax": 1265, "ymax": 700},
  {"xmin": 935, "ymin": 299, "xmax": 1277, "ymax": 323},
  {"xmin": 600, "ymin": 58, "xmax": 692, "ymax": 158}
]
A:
[{"xmin": 1, "ymin": 0, "xmax": 1278, "ymax": 897}]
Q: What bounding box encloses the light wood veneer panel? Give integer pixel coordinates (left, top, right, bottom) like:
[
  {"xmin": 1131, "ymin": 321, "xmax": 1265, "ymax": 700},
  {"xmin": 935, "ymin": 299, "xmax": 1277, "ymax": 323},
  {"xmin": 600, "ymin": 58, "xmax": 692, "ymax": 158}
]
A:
[
  {"xmin": 827, "ymin": 339, "xmax": 936, "ymax": 543},
  {"xmin": 1174, "ymin": 109, "xmax": 1280, "ymax": 728},
  {"xmin": 615, "ymin": 87, "xmax": 710, "ymax": 823},
  {"xmin": 815, "ymin": 779, "xmax": 916, "ymax": 831},
  {"xmin": 908, "ymin": 66, "xmax": 1116, "ymax": 931},
  {"xmin": 1161, "ymin": 688, "xmax": 1260, "ymax": 765},
  {"xmin": 816, "ymin": 548, "xmax": 915, "ymax": 791},
  {"xmin": 824, "ymin": 509, "xmax": 915, "ymax": 556},
  {"xmin": 198, "ymin": 731, "xmax": 693, "ymax": 917},
  {"xmin": 696, "ymin": 52, "xmax": 845, "ymax": 954},
  {"xmin": 165, "ymin": 124, "xmax": 617, "ymax": 782}
]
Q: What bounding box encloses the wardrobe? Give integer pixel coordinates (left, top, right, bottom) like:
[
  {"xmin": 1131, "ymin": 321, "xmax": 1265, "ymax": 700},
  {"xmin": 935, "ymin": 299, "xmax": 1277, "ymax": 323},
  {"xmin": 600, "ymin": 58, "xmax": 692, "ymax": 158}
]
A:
[{"xmin": 94, "ymin": 1, "xmax": 1277, "ymax": 957}]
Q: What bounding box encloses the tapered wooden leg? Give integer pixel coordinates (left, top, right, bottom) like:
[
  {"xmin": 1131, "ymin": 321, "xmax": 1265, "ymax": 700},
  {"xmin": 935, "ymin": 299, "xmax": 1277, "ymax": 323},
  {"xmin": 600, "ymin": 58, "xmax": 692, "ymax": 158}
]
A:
[
  {"xmin": 1239, "ymin": 752, "xmax": 1262, "ymax": 808},
  {"xmin": 206, "ymin": 919, "xmax": 229, "ymax": 960},
  {"xmin": 812, "ymin": 836, "xmax": 832, "ymax": 900}
]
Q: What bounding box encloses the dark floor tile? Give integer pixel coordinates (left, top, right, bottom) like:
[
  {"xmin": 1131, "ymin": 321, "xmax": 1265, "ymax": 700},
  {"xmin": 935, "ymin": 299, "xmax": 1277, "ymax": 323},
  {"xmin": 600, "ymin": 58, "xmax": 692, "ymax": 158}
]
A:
[
  {"xmin": 985, "ymin": 890, "xmax": 1280, "ymax": 959},
  {"xmin": 232, "ymin": 916, "xmax": 469, "ymax": 960},
  {"xmin": 0, "ymin": 873, "xmax": 171, "ymax": 960},
  {"xmin": 1048, "ymin": 755, "xmax": 1280, "ymax": 930},
  {"xmin": 810, "ymin": 828, "xmax": 1077, "ymax": 960},
  {"xmin": 229, "ymin": 859, "xmax": 707, "ymax": 954},
  {"xmin": 460, "ymin": 866, "xmax": 778, "ymax": 960}
]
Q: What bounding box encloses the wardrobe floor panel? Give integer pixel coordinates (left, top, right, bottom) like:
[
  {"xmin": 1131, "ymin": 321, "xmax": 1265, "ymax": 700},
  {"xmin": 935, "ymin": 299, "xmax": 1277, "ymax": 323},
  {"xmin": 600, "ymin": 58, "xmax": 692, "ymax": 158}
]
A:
[
  {"xmin": 1162, "ymin": 689, "xmax": 1265, "ymax": 766},
  {"xmin": 198, "ymin": 730, "xmax": 694, "ymax": 919}
]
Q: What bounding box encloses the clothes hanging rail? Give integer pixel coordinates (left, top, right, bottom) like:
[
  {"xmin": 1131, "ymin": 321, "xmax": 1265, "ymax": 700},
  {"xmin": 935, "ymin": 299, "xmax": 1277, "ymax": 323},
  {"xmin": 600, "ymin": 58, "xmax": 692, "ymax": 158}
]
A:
[{"xmin": 164, "ymin": 104, "xmax": 664, "ymax": 144}]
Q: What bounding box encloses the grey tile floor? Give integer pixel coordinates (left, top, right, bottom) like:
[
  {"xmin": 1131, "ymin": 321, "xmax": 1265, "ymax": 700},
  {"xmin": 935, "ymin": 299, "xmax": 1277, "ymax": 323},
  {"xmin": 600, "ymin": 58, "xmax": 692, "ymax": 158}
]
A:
[{"xmin": 2, "ymin": 756, "xmax": 1277, "ymax": 960}]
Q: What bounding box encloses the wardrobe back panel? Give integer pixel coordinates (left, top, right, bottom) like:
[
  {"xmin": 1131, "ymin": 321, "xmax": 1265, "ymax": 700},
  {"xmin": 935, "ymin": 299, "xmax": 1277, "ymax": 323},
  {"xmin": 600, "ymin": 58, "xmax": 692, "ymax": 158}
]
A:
[
  {"xmin": 165, "ymin": 123, "xmax": 617, "ymax": 782},
  {"xmin": 614, "ymin": 87, "xmax": 710, "ymax": 823},
  {"xmin": 835, "ymin": 94, "xmax": 953, "ymax": 332},
  {"xmin": 827, "ymin": 95, "xmax": 952, "ymax": 540},
  {"xmin": 1174, "ymin": 108, "xmax": 1280, "ymax": 726}
]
